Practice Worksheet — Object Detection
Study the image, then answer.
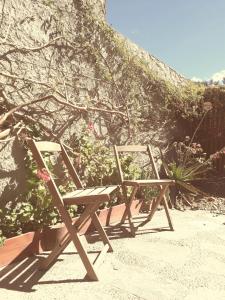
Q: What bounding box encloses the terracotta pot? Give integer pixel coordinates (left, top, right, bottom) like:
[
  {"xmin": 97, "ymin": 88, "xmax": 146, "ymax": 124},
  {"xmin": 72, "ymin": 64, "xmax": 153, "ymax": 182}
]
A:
[{"xmin": 0, "ymin": 230, "xmax": 41, "ymax": 267}]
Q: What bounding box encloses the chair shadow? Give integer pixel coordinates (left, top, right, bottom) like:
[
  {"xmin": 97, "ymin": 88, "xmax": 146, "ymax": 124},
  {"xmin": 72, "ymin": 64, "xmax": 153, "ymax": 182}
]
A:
[
  {"xmin": 0, "ymin": 251, "xmax": 99, "ymax": 293},
  {"xmin": 0, "ymin": 214, "xmax": 171, "ymax": 293},
  {"xmin": 87, "ymin": 214, "xmax": 171, "ymax": 244},
  {"xmin": 0, "ymin": 256, "xmax": 47, "ymax": 292}
]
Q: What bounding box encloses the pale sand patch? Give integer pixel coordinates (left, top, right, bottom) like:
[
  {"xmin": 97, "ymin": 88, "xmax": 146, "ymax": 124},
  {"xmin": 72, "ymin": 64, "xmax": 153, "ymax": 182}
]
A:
[{"xmin": 184, "ymin": 287, "xmax": 225, "ymax": 300}]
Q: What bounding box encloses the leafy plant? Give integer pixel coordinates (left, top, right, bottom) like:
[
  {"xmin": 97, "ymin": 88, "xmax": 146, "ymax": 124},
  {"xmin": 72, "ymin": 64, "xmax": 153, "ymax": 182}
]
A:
[
  {"xmin": 0, "ymin": 147, "xmax": 79, "ymax": 240},
  {"xmin": 161, "ymin": 137, "xmax": 212, "ymax": 208},
  {"xmin": 0, "ymin": 231, "xmax": 5, "ymax": 247},
  {"xmin": 0, "ymin": 209, "xmax": 6, "ymax": 246},
  {"xmin": 69, "ymin": 125, "xmax": 142, "ymax": 187},
  {"xmin": 162, "ymin": 101, "xmax": 213, "ymax": 199},
  {"xmin": 24, "ymin": 149, "xmax": 78, "ymax": 227}
]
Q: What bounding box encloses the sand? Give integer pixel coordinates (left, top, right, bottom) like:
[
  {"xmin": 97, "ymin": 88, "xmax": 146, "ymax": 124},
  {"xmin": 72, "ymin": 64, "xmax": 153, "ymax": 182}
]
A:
[{"xmin": 0, "ymin": 209, "xmax": 225, "ymax": 300}]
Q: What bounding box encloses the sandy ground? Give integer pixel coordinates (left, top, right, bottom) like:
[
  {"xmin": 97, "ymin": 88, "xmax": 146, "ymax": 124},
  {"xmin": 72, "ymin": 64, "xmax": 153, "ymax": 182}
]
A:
[{"xmin": 0, "ymin": 209, "xmax": 225, "ymax": 300}]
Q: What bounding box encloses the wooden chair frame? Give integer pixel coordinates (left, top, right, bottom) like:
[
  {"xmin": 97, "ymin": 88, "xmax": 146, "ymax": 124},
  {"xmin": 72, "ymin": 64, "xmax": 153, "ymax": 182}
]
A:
[
  {"xmin": 28, "ymin": 139, "xmax": 118, "ymax": 281},
  {"xmin": 114, "ymin": 144, "xmax": 175, "ymax": 236}
]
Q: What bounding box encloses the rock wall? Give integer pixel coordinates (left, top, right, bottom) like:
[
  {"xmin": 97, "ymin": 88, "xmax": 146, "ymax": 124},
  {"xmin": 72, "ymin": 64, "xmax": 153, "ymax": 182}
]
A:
[{"xmin": 0, "ymin": 0, "xmax": 191, "ymax": 204}]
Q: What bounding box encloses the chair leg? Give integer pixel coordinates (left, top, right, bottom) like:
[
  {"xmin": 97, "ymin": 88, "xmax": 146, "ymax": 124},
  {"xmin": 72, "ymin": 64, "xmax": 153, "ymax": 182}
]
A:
[
  {"xmin": 162, "ymin": 196, "xmax": 174, "ymax": 231},
  {"xmin": 138, "ymin": 185, "xmax": 169, "ymax": 228},
  {"xmin": 40, "ymin": 202, "xmax": 113, "ymax": 281},
  {"xmin": 121, "ymin": 186, "xmax": 138, "ymax": 237},
  {"xmin": 120, "ymin": 186, "xmax": 129, "ymax": 224},
  {"xmin": 39, "ymin": 204, "xmax": 95, "ymax": 271},
  {"xmin": 148, "ymin": 188, "xmax": 174, "ymax": 231},
  {"xmin": 62, "ymin": 212, "xmax": 99, "ymax": 281},
  {"xmin": 76, "ymin": 203, "xmax": 98, "ymax": 232},
  {"xmin": 40, "ymin": 205, "xmax": 100, "ymax": 281},
  {"xmin": 91, "ymin": 212, "xmax": 113, "ymax": 252},
  {"xmin": 39, "ymin": 233, "xmax": 71, "ymax": 270}
]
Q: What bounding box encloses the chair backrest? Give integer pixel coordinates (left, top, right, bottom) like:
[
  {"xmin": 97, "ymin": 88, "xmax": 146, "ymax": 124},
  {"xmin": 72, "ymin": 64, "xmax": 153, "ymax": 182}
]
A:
[
  {"xmin": 113, "ymin": 144, "xmax": 160, "ymax": 183},
  {"xmin": 27, "ymin": 139, "xmax": 83, "ymax": 205}
]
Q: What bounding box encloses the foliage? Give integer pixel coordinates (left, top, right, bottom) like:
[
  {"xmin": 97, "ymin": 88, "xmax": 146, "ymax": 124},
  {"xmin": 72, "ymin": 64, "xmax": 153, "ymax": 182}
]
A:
[
  {"xmin": 0, "ymin": 202, "xmax": 35, "ymax": 238},
  {"xmin": 0, "ymin": 232, "xmax": 5, "ymax": 247},
  {"xmin": 0, "ymin": 127, "xmax": 144, "ymax": 240},
  {"xmin": 69, "ymin": 124, "xmax": 142, "ymax": 186},
  {"xmin": 72, "ymin": 130, "xmax": 116, "ymax": 187},
  {"xmin": 162, "ymin": 137, "xmax": 212, "ymax": 200},
  {"xmin": 0, "ymin": 209, "xmax": 6, "ymax": 246},
  {"xmin": 210, "ymin": 148, "xmax": 225, "ymax": 161},
  {"xmin": 24, "ymin": 149, "xmax": 78, "ymax": 225},
  {"xmin": 0, "ymin": 147, "xmax": 78, "ymax": 241}
]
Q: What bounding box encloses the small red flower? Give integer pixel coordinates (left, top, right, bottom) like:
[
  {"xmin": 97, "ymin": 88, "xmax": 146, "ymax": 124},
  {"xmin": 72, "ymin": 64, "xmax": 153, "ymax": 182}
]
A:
[
  {"xmin": 87, "ymin": 122, "xmax": 94, "ymax": 131},
  {"xmin": 37, "ymin": 168, "xmax": 51, "ymax": 182},
  {"xmin": 210, "ymin": 152, "xmax": 220, "ymax": 160}
]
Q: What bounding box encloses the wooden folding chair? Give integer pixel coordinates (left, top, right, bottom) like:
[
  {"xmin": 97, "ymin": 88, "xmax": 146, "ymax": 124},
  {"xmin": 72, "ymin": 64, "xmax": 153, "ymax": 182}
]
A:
[
  {"xmin": 28, "ymin": 138, "xmax": 118, "ymax": 281},
  {"xmin": 114, "ymin": 145, "xmax": 175, "ymax": 236}
]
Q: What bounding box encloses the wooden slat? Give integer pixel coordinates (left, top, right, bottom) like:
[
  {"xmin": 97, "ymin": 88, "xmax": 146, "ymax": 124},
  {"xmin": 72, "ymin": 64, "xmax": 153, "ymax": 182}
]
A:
[
  {"xmin": 87, "ymin": 187, "xmax": 108, "ymax": 195},
  {"xmin": 34, "ymin": 141, "xmax": 61, "ymax": 152},
  {"xmin": 63, "ymin": 188, "xmax": 97, "ymax": 199},
  {"xmin": 63, "ymin": 193, "xmax": 108, "ymax": 205},
  {"xmin": 113, "ymin": 146, "xmax": 124, "ymax": 182},
  {"xmin": 116, "ymin": 145, "xmax": 147, "ymax": 152},
  {"xmin": 123, "ymin": 179, "xmax": 174, "ymax": 186},
  {"xmin": 101, "ymin": 186, "xmax": 118, "ymax": 195},
  {"xmin": 61, "ymin": 143, "xmax": 83, "ymax": 189},
  {"xmin": 64, "ymin": 186, "xmax": 118, "ymax": 199}
]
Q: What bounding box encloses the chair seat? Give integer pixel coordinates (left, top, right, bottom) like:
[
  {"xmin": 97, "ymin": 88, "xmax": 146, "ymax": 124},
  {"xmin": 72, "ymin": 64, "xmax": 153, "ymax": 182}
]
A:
[
  {"xmin": 122, "ymin": 179, "xmax": 175, "ymax": 187},
  {"xmin": 63, "ymin": 186, "xmax": 118, "ymax": 205}
]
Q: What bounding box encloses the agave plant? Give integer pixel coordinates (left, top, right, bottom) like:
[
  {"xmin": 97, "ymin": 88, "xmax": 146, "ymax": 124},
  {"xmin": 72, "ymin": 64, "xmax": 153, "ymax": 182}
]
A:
[
  {"xmin": 160, "ymin": 138, "xmax": 212, "ymax": 209},
  {"xmin": 162, "ymin": 159, "xmax": 210, "ymax": 195}
]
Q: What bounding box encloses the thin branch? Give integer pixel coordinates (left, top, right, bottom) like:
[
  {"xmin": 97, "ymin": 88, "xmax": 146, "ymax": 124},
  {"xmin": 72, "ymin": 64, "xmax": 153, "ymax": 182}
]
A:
[
  {"xmin": 0, "ymin": 36, "xmax": 64, "ymax": 58},
  {"xmin": 97, "ymin": 49, "xmax": 132, "ymax": 137},
  {"xmin": 0, "ymin": 127, "xmax": 10, "ymax": 138},
  {"xmin": 0, "ymin": 91, "xmax": 127, "ymax": 127},
  {"xmin": 13, "ymin": 111, "xmax": 58, "ymax": 139},
  {"xmin": 0, "ymin": 71, "xmax": 54, "ymax": 89},
  {"xmin": 0, "ymin": 121, "xmax": 21, "ymax": 139},
  {"xmin": 0, "ymin": 136, "xmax": 14, "ymax": 143},
  {"xmin": 0, "ymin": 0, "xmax": 6, "ymax": 29}
]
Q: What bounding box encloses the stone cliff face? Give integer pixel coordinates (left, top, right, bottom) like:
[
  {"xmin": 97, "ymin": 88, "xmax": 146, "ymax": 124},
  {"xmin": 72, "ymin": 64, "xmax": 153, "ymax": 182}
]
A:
[{"xmin": 0, "ymin": 0, "xmax": 191, "ymax": 202}]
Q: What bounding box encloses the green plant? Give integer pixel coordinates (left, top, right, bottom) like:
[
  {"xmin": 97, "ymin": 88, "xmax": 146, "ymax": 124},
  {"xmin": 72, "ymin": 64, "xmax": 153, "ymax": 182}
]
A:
[
  {"xmin": 67, "ymin": 125, "xmax": 145, "ymax": 207},
  {"xmin": 0, "ymin": 146, "xmax": 80, "ymax": 240},
  {"xmin": 0, "ymin": 202, "xmax": 35, "ymax": 237},
  {"xmin": 161, "ymin": 136, "xmax": 212, "ymax": 208},
  {"xmin": 24, "ymin": 149, "xmax": 78, "ymax": 228},
  {"xmin": 69, "ymin": 125, "xmax": 142, "ymax": 187},
  {"xmin": 0, "ymin": 231, "xmax": 5, "ymax": 247},
  {"xmin": 0, "ymin": 209, "xmax": 6, "ymax": 246},
  {"xmin": 163, "ymin": 101, "xmax": 212, "ymax": 186}
]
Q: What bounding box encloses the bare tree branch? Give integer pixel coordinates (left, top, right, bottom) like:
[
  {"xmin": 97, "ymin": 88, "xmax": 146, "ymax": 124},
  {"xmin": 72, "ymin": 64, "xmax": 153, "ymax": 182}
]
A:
[
  {"xmin": 0, "ymin": 36, "xmax": 65, "ymax": 59},
  {"xmin": 0, "ymin": 0, "xmax": 6, "ymax": 30},
  {"xmin": 0, "ymin": 90, "xmax": 127, "ymax": 128}
]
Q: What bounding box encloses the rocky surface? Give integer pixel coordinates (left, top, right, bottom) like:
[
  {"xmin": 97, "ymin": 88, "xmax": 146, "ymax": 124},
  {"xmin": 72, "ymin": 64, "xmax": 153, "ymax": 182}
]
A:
[{"xmin": 0, "ymin": 137, "xmax": 27, "ymax": 205}]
